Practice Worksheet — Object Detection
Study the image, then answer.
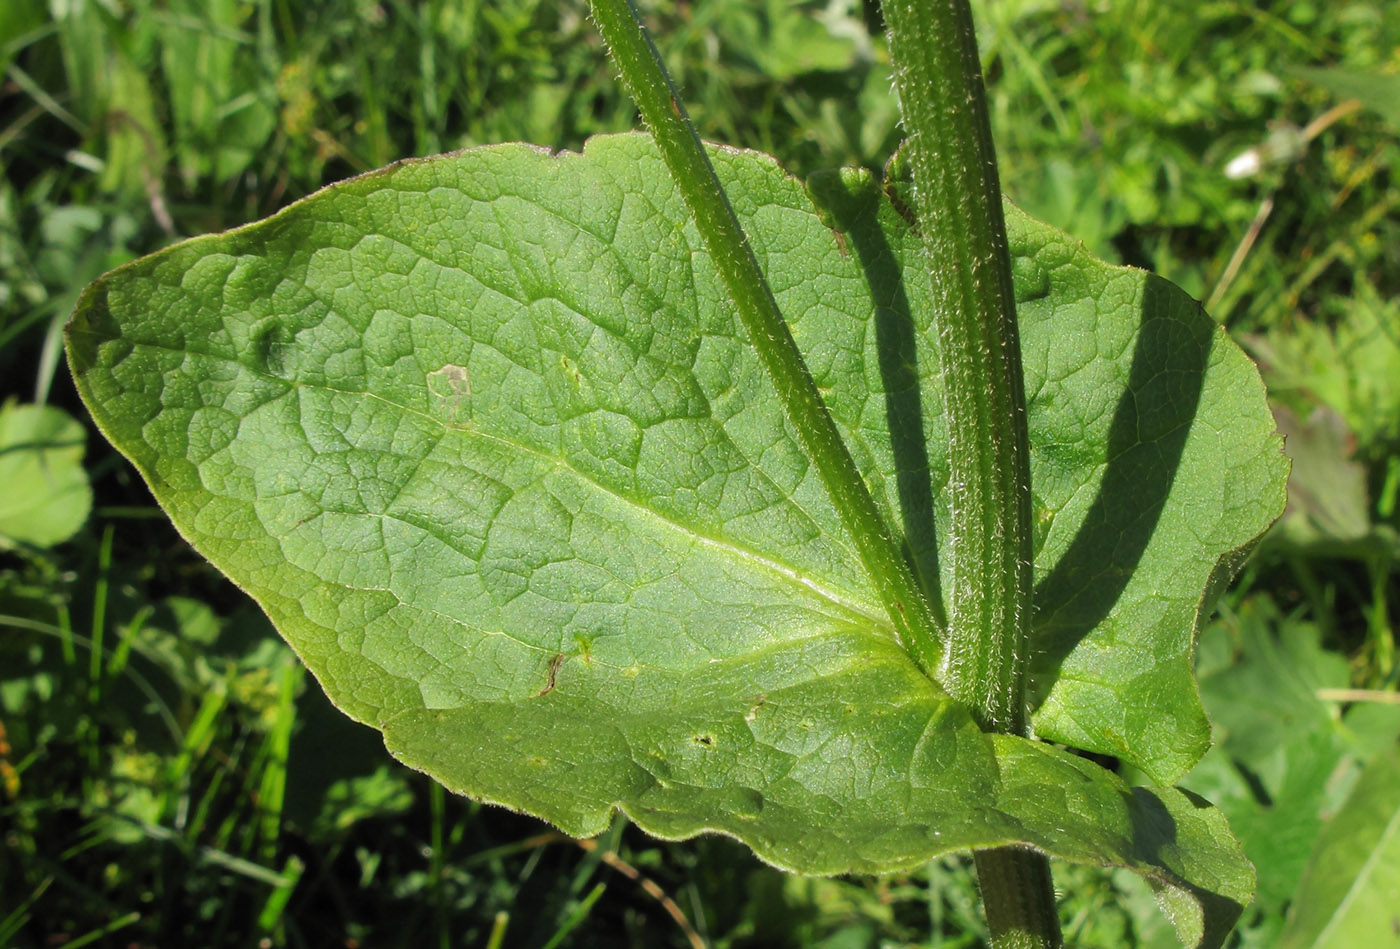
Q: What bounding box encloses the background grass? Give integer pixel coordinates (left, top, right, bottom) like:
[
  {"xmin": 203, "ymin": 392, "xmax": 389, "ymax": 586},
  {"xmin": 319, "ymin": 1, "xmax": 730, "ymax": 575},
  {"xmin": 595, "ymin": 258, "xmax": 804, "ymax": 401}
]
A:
[{"xmin": 2, "ymin": 1, "xmax": 1398, "ymax": 946}]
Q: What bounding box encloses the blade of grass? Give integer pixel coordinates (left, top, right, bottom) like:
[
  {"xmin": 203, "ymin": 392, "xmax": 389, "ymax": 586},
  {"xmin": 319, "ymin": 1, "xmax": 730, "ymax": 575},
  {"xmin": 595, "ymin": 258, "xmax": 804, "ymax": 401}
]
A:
[
  {"xmin": 256, "ymin": 855, "xmax": 305, "ymax": 935},
  {"xmin": 0, "ymin": 288, "xmax": 59, "ymax": 354},
  {"xmin": 51, "ymin": 911, "xmax": 141, "ymax": 949},
  {"xmin": 34, "ymin": 304, "xmax": 69, "ymax": 406},
  {"xmin": 570, "ymin": 817, "xmax": 624, "ymax": 895},
  {"xmin": 82, "ymin": 524, "xmax": 117, "ymax": 796},
  {"xmin": 184, "ymin": 742, "xmax": 236, "ymax": 842},
  {"xmin": 256, "ymin": 661, "xmax": 300, "ymax": 861},
  {"xmin": 485, "ymin": 912, "xmax": 510, "ymax": 949},
  {"xmin": 86, "ymin": 523, "xmax": 115, "ymax": 707},
  {"xmin": 116, "ymin": 814, "xmax": 301, "ymax": 887},
  {"xmin": 575, "ymin": 836, "xmax": 707, "ymax": 949},
  {"xmin": 0, "ymin": 613, "xmax": 181, "ymax": 742},
  {"xmin": 0, "ymin": 876, "xmax": 52, "ymax": 946},
  {"xmin": 1315, "ymin": 688, "xmax": 1400, "ymax": 705},
  {"xmin": 430, "ymin": 779, "xmax": 449, "ymax": 949},
  {"xmin": 167, "ymin": 677, "xmax": 230, "ymax": 831},
  {"xmin": 1379, "ymin": 456, "xmax": 1400, "ymax": 520},
  {"xmin": 105, "ymin": 604, "xmax": 153, "ymax": 682},
  {"xmin": 57, "ymin": 602, "xmax": 77, "ymax": 666},
  {"xmin": 1366, "ymin": 556, "xmax": 1394, "ymax": 680},
  {"xmin": 92, "ymin": 506, "xmax": 166, "ymax": 518},
  {"xmin": 540, "ymin": 882, "xmax": 608, "ymax": 949},
  {"xmin": 3, "ymin": 61, "xmax": 87, "ymax": 135}
]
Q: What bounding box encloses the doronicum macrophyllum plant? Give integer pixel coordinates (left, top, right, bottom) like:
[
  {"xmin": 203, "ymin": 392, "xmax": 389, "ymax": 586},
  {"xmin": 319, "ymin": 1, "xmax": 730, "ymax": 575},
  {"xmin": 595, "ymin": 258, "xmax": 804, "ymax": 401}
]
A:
[{"xmin": 64, "ymin": 2, "xmax": 1288, "ymax": 945}]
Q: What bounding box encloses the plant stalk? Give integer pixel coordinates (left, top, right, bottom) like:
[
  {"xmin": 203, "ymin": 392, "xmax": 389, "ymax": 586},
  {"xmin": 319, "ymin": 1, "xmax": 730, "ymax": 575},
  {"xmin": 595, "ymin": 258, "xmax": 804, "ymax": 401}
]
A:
[
  {"xmin": 880, "ymin": 0, "xmax": 1059, "ymax": 945},
  {"xmin": 589, "ymin": 0, "xmax": 944, "ymax": 677}
]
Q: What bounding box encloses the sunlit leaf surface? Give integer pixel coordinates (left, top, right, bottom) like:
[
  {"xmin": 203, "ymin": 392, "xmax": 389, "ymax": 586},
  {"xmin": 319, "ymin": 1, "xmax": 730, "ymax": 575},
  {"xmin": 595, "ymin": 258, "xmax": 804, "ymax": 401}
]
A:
[{"xmin": 67, "ymin": 134, "xmax": 1287, "ymax": 945}]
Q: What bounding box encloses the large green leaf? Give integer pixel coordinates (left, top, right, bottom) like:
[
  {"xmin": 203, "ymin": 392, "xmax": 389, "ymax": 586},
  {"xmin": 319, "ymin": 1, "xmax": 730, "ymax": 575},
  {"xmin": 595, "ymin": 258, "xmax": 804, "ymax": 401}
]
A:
[{"xmin": 66, "ymin": 134, "xmax": 1284, "ymax": 943}]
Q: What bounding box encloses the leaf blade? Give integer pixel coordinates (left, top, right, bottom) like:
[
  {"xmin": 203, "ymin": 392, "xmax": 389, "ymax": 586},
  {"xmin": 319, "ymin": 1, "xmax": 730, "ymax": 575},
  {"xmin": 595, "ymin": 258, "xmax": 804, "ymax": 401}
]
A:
[{"xmin": 67, "ymin": 134, "xmax": 1282, "ymax": 941}]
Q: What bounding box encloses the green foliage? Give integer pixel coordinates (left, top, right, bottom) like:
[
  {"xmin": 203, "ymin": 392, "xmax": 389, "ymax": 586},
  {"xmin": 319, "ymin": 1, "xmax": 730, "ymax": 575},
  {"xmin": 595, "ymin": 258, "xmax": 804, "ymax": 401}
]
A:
[
  {"xmin": 1183, "ymin": 597, "xmax": 1400, "ymax": 941},
  {"xmin": 0, "ymin": 401, "xmax": 91, "ymax": 548},
  {"xmin": 972, "ymin": 0, "xmax": 1400, "ymax": 325},
  {"xmin": 158, "ymin": 0, "xmax": 277, "ymax": 187},
  {"xmin": 4, "ymin": 1, "xmax": 1399, "ymax": 946},
  {"xmin": 1277, "ymin": 744, "xmax": 1400, "ymax": 947},
  {"xmin": 1293, "ymin": 66, "xmax": 1400, "ymax": 127},
  {"xmin": 1251, "ymin": 282, "xmax": 1400, "ymax": 462},
  {"xmin": 66, "ymin": 127, "xmax": 1284, "ymax": 941}
]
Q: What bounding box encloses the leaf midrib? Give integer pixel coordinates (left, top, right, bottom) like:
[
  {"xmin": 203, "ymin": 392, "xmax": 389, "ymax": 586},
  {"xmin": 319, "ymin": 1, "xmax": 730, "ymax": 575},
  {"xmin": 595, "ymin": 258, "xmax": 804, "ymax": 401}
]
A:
[{"xmin": 74, "ymin": 323, "xmax": 888, "ymax": 632}]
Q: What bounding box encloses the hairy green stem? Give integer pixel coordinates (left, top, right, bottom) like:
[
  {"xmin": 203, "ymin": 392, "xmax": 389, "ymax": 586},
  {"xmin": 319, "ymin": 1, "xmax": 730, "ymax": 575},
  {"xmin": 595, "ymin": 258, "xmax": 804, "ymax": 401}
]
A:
[
  {"xmin": 881, "ymin": 0, "xmax": 1059, "ymax": 945},
  {"xmin": 973, "ymin": 848, "xmax": 1061, "ymax": 949},
  {"xmin": 589, "ymin": 0, "xmax": 944, "ymax": 677},
  {"xmin": 881, "ymin": 0, "xmax": 1031, "ymax": 735}
]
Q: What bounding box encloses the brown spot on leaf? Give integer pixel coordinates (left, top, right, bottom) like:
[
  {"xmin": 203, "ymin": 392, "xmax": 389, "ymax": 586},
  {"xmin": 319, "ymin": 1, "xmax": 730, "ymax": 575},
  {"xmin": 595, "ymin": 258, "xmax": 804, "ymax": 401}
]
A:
[{"xmin": 538, "ymin": 652, "xmax": 566, "ymax": 696}]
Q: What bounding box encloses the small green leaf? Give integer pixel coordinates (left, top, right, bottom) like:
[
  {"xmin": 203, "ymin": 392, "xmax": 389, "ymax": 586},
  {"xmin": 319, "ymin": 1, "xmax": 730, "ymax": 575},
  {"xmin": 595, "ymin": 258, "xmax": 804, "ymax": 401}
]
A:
[
  {"xmin": 0, "ymin": 400, "xmax": 92, "ymax": 548},
  {"xmin": 1279, "ymin": 745, "xmax": 1400, "ymax": 948},
  {"xmin": 67, "ymin": 135, "xmax": 1283, "ymax": 942}
]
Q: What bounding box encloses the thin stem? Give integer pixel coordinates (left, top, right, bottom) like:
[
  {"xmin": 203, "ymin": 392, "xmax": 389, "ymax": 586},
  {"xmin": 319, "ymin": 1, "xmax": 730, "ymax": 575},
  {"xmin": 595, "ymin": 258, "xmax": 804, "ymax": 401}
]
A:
[
  {"xmin": 588, "ymin": 0, "xmax": 944, "ymax": 677},
  {"xmin": 880, "ymin": 0, "xmax": 1058, "ymax": 944}
]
